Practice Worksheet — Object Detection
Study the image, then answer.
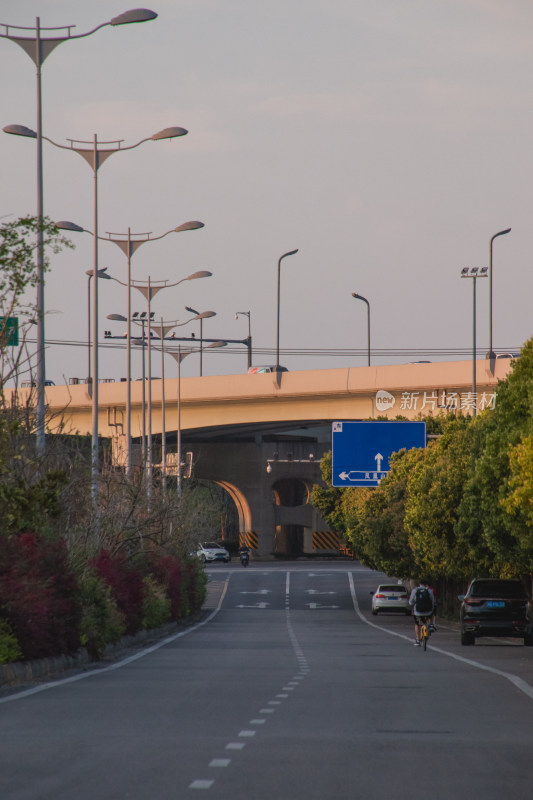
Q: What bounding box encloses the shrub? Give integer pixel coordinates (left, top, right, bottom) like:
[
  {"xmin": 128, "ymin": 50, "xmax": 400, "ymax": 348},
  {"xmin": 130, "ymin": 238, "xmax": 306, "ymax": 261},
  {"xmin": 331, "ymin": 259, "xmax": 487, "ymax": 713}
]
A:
[
  {"xmin": 186, "ymin": 560, "xmax": 207, "ymax": 614},
  {"xmin": 78, "ymin": 570, "xmax": 125, "ymax": 661},
  {"xmin": 142, "ymin": 576, "xmax": 171, "ymax": 630},
  {"xmin": 0, "ymin": 617, "xmax": 22, "ymax": 664},
  {"xmin": 147, "ymin": 555, "xmax": 187, "ymax": 620},
  {"xmin": 92, "ymin": 550, "xmax": 144, "ymax": 635},
  {"xmin": 0, "ymin": 532, "xmax": 81, "ymax": 659}
]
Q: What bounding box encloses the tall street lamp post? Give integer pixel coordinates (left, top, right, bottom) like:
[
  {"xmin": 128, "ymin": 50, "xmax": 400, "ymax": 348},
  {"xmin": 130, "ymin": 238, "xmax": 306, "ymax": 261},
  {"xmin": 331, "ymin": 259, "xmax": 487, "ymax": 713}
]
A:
[
  {"xmin": 0, "ymin": 8, "xmax": 156, "ymax": 454},
  {"xmin": 488, "ymin": 227, "xmax": 511, "ymax": 363},
  {"xmin": 65, "ymin": 220, "xmax": 204, "ymax": 476},
  {"xmin": 352, "ymin": 292, "xmax": 371, "ymax": 366},
  {"xmin": 152, "ymin": 313, "xmax": 213, "ymax": 488},
  {"xmin": 131, "ymin": 275, "xmax": 212, "ymax": 491},
  {"xmin": 276, "ymin": 249, "xmax": 298, "ymax": 372},
  {"xmin": 167, "ymin": 341, "xmax": 226, "ymax": 496},
  {"xmin": 86, "ymin": 267, "xmax": 111, "ymax": 382},
  {"xmin": 121, "ymin": 273, "xmax": 212, "ymax": 491},
  {"xmin": 39, "ymin": 126, "xmax": 188, "ymax": 504},
  {"xmin": 235, "ymin": 311, "xmax": 252, "ymax": 369},
  {"xmin": 184, "ymin": 306, "xmax": 216, "ymax": 376},
  {"xmin": 461, "ymin": 267, "xmax": 488, "ymax": 417}
]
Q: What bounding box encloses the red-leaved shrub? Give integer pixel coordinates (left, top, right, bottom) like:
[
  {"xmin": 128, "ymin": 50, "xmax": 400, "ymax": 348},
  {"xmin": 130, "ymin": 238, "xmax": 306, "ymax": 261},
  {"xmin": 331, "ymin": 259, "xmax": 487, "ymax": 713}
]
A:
[
  {"xmin": 147, "ymin": 555, "xmax": 184, "ymax": 620},
  {"xmin": 92, "ymin": 550, "xmax": 144, "ymax": 635},
  {"xmin": 0, "ymin": 532, "xmax": 81, "ymax": 660}
]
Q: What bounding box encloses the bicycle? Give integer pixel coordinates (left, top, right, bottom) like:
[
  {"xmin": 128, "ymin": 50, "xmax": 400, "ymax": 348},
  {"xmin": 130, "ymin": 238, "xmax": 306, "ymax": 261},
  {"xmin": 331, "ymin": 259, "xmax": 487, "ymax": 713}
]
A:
[{"xmin": 417, "ymin": 615, "xmax": 432, "ymax": 651}]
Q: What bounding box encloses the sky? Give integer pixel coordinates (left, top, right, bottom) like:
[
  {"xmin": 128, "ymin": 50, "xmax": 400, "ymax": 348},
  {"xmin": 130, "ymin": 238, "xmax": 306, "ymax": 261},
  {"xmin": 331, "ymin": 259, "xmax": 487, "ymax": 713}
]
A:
[{"xmin": 1, "ymin": 0, "xmax": 532, "ymax": 383}]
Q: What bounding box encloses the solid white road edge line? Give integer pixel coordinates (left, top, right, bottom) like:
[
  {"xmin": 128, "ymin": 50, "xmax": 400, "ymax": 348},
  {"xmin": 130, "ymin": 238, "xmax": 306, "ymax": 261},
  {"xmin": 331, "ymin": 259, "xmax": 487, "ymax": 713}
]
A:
[
  {"xmin": 0, "ymin": 573, "xmax": 232, "ymax": 705},
  {"xmin": 348, "ymin": 571, "xmax": 533, "ymax": 701}
]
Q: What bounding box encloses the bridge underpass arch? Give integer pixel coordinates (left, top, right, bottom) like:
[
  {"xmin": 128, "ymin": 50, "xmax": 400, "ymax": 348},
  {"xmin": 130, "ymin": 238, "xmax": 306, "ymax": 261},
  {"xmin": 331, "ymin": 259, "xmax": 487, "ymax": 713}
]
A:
[
  {"xmin": 213, "ymin": 480, "xmax": 252, "ymax": 540},
  {"xmin": 182, "ymin": 422, "xmax": 334, "ymax": 558}
]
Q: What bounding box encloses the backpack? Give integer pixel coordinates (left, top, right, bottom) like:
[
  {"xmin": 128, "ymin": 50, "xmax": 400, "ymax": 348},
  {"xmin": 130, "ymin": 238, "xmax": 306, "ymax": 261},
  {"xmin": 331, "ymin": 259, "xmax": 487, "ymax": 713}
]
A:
[{"xmin": 415, "ymin": 586, "xmax": 433, "ymax": 613}]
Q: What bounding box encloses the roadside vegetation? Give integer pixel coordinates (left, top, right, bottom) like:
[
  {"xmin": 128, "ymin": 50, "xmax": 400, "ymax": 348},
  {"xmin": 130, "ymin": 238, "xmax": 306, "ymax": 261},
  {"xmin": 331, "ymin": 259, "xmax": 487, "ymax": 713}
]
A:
[
  {"xmin": 312, "ymin": 340, "xmax": 533, "ymax": 615},
  {"xmin": 0, "ymin": 218, "xmax": 231, "ymax": 665}
]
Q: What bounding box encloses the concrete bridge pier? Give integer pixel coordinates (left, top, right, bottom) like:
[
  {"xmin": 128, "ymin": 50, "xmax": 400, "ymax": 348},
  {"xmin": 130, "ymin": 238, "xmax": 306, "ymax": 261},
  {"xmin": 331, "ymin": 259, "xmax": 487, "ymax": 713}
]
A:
[{"xmin": 188, "ymin": 440, "xmax": 331, "ymax": 558}]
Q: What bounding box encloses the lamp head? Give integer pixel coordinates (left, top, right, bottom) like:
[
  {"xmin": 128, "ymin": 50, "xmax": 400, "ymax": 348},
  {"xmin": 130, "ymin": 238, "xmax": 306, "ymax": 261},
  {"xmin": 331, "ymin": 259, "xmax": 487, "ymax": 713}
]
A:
[
  {"xmin": 175, "ymin": 220, "xmax": 204, "ymax": 232},
  {"xmin": 3, "ymin": 124, "xmax": 37, "ymax": 138},
  {"xmin": 110, "ymin": 9, "xmax": 158, "ymax": 26},
  {"xmin": 186, "ymin": 271, "xmax": 212, "ymax": 280},
  {"xmin": 56, "ymin": 220, "xmax": 84, "ymax": 233},
  {"xmin": 152, "ymin": 127, "xmax": 188, "ymax": 140}
]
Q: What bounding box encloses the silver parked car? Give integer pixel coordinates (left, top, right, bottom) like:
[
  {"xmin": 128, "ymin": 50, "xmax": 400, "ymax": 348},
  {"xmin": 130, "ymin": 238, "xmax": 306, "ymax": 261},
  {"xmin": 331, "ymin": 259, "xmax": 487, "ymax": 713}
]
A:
[{"xmin": 370, "ymin": 584, "xmax": 411, "ymax": 615}]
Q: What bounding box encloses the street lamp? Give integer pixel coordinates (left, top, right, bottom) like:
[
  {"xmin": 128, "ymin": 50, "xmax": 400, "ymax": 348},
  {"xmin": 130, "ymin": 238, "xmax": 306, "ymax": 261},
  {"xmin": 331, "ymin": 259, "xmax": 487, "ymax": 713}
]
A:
[
  {"xmin": 167, "ymin": 341, "xmax": 226, "ymax": 496},
  {"xmin": 488, "ymin": 227, "xmax": 511, "ymax": 362},
  {"xmin": 235, "ymin": 311, "xmax": 252, "ymax": 369},
  {"xmin": 184, "ymin": 306, "xmax": 216, "ymax": 376},
  {"xmin": 63, "ymin": 220, "xmax": 204, "ymax": 476},
  {"xmin": 39, "ymin": 127, "xmax": 188, "ymax": 503},
  {"xmin": 276, "ymin": 249, "xmax": 298, "ymax": 372},
  {"xmin": 352, "ymin": 293, "xmax": 371, "ymax": 366},
  {"xmin": 86, "ymin": 267, "xmax": 111, "ymax": 382},
  {"xmin": 461, "ymin": 267, "xmax": 488, "ymax": 417},
  {"xmin": 152, "ymin": 313, "xmax": 213, "ymax": 487},
  {"xmin": 107, "ymin": 273, "xmax": 212, "ymax": 490},
  {"xmin": 0, "ymin": 8, "xmax": 157, "ymax": 454}
]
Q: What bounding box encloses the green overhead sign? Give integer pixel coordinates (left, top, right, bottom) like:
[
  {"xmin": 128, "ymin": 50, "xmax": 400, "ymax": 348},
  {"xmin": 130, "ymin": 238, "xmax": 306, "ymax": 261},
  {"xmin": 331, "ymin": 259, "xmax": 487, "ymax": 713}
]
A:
[{"xmin": 0, "ymin": 317, "xmax": 19, "ymax": 346}]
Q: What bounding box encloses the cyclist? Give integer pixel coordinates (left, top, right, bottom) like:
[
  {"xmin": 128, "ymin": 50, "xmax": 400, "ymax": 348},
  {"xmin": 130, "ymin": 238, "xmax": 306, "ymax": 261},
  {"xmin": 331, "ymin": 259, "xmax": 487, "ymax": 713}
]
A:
[{"xmin": 409, "ymin": 579, "xmax": 435, "ymax": 647}]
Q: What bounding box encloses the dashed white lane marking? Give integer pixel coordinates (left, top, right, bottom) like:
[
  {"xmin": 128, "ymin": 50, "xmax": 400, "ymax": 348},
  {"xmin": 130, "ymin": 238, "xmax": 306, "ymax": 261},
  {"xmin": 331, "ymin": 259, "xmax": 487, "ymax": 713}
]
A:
[
  {"xmin": 189, "ymin": 780, "xmax": 214, "ymax": 790},
  {"xmin": 190, "ymin": 570, "xmax": 312, "ymax": 791},
  {"xmin": 348, "ymin": 572, "xmax": 533, "ymax": 702}
]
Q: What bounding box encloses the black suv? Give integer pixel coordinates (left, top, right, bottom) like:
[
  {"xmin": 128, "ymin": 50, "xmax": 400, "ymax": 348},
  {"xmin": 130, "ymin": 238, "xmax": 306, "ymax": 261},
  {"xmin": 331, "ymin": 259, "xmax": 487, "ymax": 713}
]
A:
[{"xmin": 459, "ymin": 578, "xmax": 533, "ymax": 646}]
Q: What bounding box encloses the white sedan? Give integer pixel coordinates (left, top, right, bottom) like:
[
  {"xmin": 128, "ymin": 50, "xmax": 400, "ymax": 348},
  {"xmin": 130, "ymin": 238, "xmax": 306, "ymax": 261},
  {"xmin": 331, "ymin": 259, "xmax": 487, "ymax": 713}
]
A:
[
  {"xmin": 197, "ymin": 542, "xmax": 231, "ymax": 563},
  {"xmin": 370, "ymin": 584, "xmax": 411, "ymax": 615}
]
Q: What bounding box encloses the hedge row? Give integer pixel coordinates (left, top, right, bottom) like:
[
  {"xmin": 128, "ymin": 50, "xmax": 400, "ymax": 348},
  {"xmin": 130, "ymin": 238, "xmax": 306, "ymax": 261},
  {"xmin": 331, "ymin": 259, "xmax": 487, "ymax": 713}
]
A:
[{"xmin": 0, "ymin": 532, "xmax": 207, "ymax": 663}]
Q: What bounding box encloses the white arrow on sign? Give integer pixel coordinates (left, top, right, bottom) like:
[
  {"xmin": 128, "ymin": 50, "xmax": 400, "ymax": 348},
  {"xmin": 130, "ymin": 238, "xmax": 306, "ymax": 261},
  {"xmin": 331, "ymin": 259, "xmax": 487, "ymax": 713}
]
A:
[
  {"xmin": 240, "ymin": 589, "xmax": 271, "ymax": 595},
  {"xmin": 306, "ymin": 603, "xmax": 340, "ymax": 609},
  {"xmin": 338, "ymin": 470, "xmax": 388, "ymax": 482},
  {"xmin": 375, "ymin": 452, "xmax": 383, "ymax": 471},
  {"xmin": 236, "ymin": 602, "xmax": 269, "ymax": 609},
  {"xmin": 306, "ymin": 589, "xmax": 337, "ymax": 595}
]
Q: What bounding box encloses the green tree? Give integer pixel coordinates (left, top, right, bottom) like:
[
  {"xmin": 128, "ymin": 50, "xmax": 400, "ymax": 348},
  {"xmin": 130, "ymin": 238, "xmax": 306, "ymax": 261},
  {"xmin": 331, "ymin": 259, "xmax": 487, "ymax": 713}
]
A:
[
  {"xmin": 352, "ymin": 446, "xmax": 426, "ymax": 576},
  {"xmin": 404, "ymin": 415, "xmax": 490, "ymax": 579},
  {"xmin": 458, "ymin": 339, "xmax": 533, "ymax": 576},
  {"xmin": 310, "ymin": 451, "xmax": 348, "ymax": 538},
  {"xmin": 0, "ymin": 216, "xmax": 72, "ymax": 387}
]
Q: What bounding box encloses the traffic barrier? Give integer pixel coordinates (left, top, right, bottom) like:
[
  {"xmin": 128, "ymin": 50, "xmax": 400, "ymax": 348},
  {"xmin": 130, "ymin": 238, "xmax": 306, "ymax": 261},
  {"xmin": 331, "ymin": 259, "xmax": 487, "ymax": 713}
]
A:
[
  {"xmin": 312, "ymin": 531, "xmax": 339, "ymax": 551},
  {"xmin": 239, "ymin": 531, "xmax": 258, "ymax": 550}
]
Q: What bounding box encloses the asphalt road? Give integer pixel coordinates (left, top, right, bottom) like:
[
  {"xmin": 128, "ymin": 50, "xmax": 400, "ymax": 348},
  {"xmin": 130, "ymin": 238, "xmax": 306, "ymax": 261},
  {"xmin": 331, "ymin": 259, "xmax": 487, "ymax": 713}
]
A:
[{"xmin": 1, "ymin": 562, "xmax": 532, "ymax": 799}]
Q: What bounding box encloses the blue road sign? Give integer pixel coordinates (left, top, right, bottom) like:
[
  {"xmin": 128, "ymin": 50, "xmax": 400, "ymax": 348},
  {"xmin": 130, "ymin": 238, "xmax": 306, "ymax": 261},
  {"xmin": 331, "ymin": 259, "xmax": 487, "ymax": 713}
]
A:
[{"xmin": 331, "ymin": 420, "xmax": 426, "ymax": 487}]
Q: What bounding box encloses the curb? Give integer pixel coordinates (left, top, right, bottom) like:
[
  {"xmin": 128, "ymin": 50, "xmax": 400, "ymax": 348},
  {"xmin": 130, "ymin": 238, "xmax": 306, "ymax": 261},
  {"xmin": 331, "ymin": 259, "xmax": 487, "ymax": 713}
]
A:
[{"xmin": 0, "ymin": 614, "xmax": 205, "ymax": 691}]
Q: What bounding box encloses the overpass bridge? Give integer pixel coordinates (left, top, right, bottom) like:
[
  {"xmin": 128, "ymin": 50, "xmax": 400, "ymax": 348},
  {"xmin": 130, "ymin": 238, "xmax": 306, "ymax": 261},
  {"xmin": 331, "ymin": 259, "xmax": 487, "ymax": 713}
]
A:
[{"xmin": 38, "ymin": 358, "xmax": 511, "ymax": 558}]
